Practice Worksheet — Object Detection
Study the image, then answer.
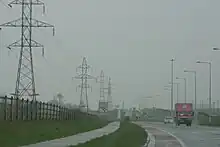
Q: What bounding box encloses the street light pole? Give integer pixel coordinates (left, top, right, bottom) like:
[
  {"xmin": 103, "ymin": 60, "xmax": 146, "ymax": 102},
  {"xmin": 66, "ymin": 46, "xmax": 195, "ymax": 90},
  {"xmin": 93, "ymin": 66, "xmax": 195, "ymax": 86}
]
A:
[
  {"xmin": 164, "ymin": 87, "xmax": 171, "ymax": 114},
  {"xmin": 176, "ymin": 83, "xmax": 179, "ymax": 103},
  {"xmin": 184, "ymin": 70, "xmax": 197, "ymax": 111},
  {"xmin": 169, "ymin": 82, "xmax": 179, "ymax": 104},
  {"xmin": 170, "ymin": 59, "xmax": 175, "ymax": 116},
  {"xmin": 196, "ymin": 61, "xmax": 212, "ymax": 113},
  {"xmin": 0, "ymin": 28, "xmax": 1, "ymax": 64},
  {"xmin": 184, "ymin": 78, "xmax": 186, "ymax": 103},
  {"xmin": 195, "ymin": 72, "xmax": 197, "ymax": 110},
  {"xmin": 176, "ymin": 77, "xmax": 187, "ymax": 103},
  {"xmin": 209, "ymin": 62, "xmax": 212, "ymax": 112}
]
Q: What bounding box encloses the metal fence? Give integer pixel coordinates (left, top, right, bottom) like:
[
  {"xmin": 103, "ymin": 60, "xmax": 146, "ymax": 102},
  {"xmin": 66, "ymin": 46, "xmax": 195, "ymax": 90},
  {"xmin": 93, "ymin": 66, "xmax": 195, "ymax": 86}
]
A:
[{"xmin": 0, "ymin": 96, "xmax": 93, "ymax": 121}]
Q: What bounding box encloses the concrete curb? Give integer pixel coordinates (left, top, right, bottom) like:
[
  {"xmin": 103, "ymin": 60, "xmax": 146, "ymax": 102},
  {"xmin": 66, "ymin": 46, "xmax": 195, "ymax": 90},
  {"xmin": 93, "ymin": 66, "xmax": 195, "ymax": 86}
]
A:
[
  {"xmin": 20, "ymin": 122, "xmax": 120, "ymax": 147},
  {"xmin": 133, "ymin": 122, "xmax": 155, "ymax": 147}
]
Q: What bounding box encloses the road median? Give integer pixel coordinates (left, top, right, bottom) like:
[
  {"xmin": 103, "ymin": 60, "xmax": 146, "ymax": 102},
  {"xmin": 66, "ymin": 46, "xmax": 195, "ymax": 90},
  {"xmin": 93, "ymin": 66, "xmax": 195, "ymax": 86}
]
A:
[{"xmin": 69, "ymin": 122, "xmax": 148, "ymax": 147}]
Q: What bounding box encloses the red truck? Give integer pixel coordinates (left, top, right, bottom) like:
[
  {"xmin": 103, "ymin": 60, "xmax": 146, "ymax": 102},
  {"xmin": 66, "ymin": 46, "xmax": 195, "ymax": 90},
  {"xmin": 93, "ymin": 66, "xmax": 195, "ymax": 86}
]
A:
[{"xmin": 175, "ymin": 103, "xmax": 194, "ymax": 126}]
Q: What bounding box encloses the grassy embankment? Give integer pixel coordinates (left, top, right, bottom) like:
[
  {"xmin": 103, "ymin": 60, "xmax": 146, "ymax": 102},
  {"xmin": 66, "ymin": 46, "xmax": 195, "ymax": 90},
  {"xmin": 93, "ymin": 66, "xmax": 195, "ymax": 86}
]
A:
[
  {"xmin": 70, "ymin": 122, "xmax": 148, "ymax": 147},
  {"xmin": 0, "ymin": 117, "xmax": 108, "ymax": 147}
]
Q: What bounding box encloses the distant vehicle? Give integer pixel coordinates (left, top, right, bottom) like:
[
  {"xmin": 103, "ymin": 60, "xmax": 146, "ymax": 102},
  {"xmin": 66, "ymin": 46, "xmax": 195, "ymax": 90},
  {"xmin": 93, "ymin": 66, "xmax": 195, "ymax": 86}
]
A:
[
  {"xmin": 164, "ymin": 116, "xmax": 174, "ymax": 124},
  {"xmin": 175, "ymin": 103, "xmax": 194, "ymax": 126}
]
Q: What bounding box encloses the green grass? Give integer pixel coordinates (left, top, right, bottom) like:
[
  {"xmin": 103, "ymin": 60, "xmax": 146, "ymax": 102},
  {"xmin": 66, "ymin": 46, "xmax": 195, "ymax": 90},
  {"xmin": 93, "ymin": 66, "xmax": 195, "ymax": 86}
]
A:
[
  {"xmin": 0, "ymin": 118, "xmax": 108, "ymax": 147},
  {"xmin": 70, "ymin": 122, "xmax": 147, "ymax": 147}
]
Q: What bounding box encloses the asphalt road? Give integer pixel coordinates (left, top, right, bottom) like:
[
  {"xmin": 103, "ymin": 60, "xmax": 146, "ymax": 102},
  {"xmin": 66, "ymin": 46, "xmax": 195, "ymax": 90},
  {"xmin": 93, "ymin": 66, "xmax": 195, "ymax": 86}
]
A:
[{"xmin": 137, "ymin": 121, "xmax": 220, "ymax": 147}]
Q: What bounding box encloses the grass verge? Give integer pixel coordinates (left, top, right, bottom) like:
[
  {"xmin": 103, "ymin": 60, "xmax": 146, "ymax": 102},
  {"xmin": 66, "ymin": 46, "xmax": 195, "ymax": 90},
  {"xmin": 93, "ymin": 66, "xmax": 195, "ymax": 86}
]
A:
[
  {"xmin": 0, "ymin": 118, "xmax": 107, "ymax": 147},
  {"xmin": 70, "ymin": 122, "xmax": 147, "ymax": 147}
]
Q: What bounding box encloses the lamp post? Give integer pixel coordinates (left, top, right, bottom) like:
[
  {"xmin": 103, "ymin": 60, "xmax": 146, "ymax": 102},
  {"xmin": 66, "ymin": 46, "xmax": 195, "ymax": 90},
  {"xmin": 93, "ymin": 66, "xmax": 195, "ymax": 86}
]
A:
[
  {"xmin": 184, "ymin": 70, "xmax": 197, "ymax": 111},
  {"xmin": 184, "ymin": 70, "xmax": 197, "ymax": 123},
  {"xmin": 169, "ymin": 82, "xmax": 180, "ymax": 104},
  {"xmin": 170, "ymin": 59, "xmax": 175, "ymax": 116},
  {"xmin": 176, "ymin": 77, "xmax": 187, "ymax": 103},
  {"xmin": 0, "ymin": 28, "xmax": 1, "ymax": 64},
  {"xmin": 164, "ymin": 86, "xmax": 172, "ymax": 115},
  {"xmin": 196, "ymin": 61, "xmax": 212, "ymax": 113}
]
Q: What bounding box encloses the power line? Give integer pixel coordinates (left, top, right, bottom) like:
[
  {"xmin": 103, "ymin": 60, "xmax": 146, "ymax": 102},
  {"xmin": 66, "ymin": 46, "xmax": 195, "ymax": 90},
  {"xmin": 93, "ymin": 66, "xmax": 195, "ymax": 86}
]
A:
[{"xmin": 0, "ymin": 0, "xmax": 55, "ymax": 101}]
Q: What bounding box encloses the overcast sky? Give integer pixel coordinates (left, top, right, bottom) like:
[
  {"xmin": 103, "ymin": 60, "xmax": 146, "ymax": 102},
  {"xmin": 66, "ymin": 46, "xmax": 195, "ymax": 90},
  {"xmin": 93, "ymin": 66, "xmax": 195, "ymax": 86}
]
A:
[{"xmin": 1, "ymin": 0, "xmax": 220, "ymax": 110}]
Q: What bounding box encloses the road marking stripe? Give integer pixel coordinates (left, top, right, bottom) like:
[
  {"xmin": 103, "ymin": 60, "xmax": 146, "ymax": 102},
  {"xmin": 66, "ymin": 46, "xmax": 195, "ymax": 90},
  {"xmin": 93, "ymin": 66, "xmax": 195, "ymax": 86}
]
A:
[
  {"xmin": 145, "ymin": 129, "xmax": 155, "ymax": 147},
  {"xmin": 157, "ymin": 128, "xmax": 187, "ymax": 147}
]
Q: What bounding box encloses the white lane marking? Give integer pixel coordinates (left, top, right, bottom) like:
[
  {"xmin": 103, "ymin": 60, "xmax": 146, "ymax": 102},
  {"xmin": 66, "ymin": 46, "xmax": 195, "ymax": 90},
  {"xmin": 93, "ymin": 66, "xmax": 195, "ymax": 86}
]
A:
[
  {"xmin": 132, "ymin": 122, "xmax": 155, "ymax": 147},
  {"xmin": 156, "ymin": 128, "xmax": 187, "ymax": 147}
]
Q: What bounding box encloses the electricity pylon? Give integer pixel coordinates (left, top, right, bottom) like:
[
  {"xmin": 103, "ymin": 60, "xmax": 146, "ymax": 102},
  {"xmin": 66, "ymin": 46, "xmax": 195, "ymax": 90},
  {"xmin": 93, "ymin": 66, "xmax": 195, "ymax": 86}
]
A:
[
  {"xmin": 74, "ymin": 57, "xmax": 96, "ymax": 112},
  {"xmin": 105, "ymin": 77, "xmax": 113, "ymax": 111},
  {"xmin": 0, "ymin": 0, "xmax": 55, "ymax": 101}
]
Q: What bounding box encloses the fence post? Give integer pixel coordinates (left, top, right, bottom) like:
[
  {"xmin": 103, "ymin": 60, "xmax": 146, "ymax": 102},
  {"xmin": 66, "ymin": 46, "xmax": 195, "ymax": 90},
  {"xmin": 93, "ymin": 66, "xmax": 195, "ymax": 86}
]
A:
[
  {"xmin": 58, "ymin": 105, "xmax": 61, "ymax": 120},
  {"xmin": 53, "ymin": 104, "xmax": 55, "ymax": 120},
  {"xmin": 4, "ymin": 96, "xmax": 7, "ymax": 121},
  {"xmin": 67, "ymin": 109, "xmax": 70, "ymax": 120},
  {"xmin": 55, "ymin": 104, "xmax": 58, "ymax": 120},
  {"xmin": 71, "ymin": 110, "xmax": 73, "ymax": 120},
  {"xmin": 63, "ymin": 107, "xmax": 66, "ymax": 120},
  {"xmin": 46, "ymin": 103, "xmax": 48, "ymax": 120},
  {"xmin": 70, "ymin": 109, "xmax": 72, "ymax": 120},
  {"xmin": 34, "ymin": 101, "xmax": 39, "ymax": 120},
  {"xmin": 16, "ymin": 97, "xmax": 19, "ymax": 120},
  {"xmin": 48, "ymin": 103, "xmax": 50, "ymax": 120},
  {"xmin": 39, "ymin": 101, "xmax": 42, "ymax": 120},
  {"xmin": 64, "ymin": 107, "xmax": 66, "ymax": 120},
  {"xmin": 30, "ymin": 100, "xmax": 33, "ymax": 120},
  {"xmin": 61, "ymin": 106, "xmax": 63, "ymax": 120},
  {"xmin": 26, "ymin": 99, "xmax": 29, "ymax": 120},
  {"xmin": 49, "ymin": 103, "xmax": 51, "ymax": 120},
  {"xmin": 51, "ymin": 104, "xmax": 54, "ymax": 120},
  {"xmin": 50, "ymin": 103, "xmax": 53, "ymax": 120},
  {"xmin": 64, "ymin": 108, "xmax": 68, "ymax": 120},
  {"xmin": 42, "ymin": 102, "xmax": 45, "ymax": 120},
  {"xmin": 72, "ymin": 110, "xmax": 74, "ymax": 120},
  {"xmin": 10, "ymin": 96, "xmax": 13, "ymax": 121},
  {"xmin": 21, "ymin": 98, "xmax": 24, "ymax": 120}
]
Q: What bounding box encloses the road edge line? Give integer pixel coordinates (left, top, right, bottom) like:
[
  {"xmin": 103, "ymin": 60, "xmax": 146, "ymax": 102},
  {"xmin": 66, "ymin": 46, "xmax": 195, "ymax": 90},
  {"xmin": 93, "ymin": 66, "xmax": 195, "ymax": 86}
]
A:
[
  {"xmin": 132, "ymin": 122, "xmax": 155, "ymax": 147},
  {"xmin": 144, "ymin": 130, "xmax": 155, "ymax": 147},
  {"xmin": 157, "ymin": 128, "xmax": 187, "ymax": 147}
]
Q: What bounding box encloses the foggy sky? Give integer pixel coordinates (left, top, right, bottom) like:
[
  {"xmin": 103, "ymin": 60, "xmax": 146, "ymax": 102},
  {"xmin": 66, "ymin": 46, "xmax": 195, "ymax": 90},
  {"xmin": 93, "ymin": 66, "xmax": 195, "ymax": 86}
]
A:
[{"xmin": 1, "ymin": 0, "xmax": 220, "ymax": 110}]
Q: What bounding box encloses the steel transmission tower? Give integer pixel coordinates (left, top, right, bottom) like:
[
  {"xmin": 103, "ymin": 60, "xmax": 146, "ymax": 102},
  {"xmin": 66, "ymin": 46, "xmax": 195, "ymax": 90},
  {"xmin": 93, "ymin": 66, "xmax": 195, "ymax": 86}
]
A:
[
  {"xmin": 96, "ymin": 70, "xmax": 108, "ymax": 112},
  {"xmin": 74, "ymin": 57, "xmax": 95, "ymax": 112},
  {"xmin": 105, "ymin": 77, "xmax": 113, "ymax": 111},
  {"xmin": 0, "ymin": 0, "xmax": 55, "ymax": 101},
  {"xmin": 98, "ymin": 70, "xmax": 105, "ymax": 102}
]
